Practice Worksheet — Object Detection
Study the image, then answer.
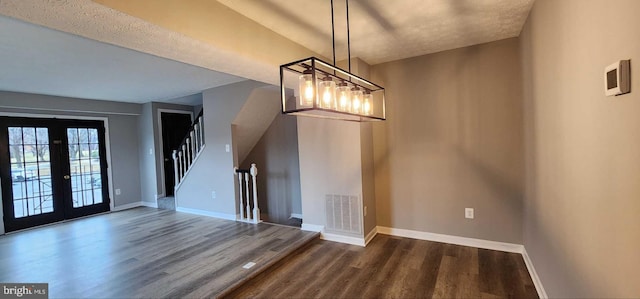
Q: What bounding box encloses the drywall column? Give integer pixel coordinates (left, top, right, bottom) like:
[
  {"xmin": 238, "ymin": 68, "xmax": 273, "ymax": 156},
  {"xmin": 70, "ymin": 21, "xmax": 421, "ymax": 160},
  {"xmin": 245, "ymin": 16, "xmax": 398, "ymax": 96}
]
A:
[
  {"xmin": 298, "ymin": 58, "xmax": 377, "ymax": 242},
  {"xmin": 175, "ymin": 81, "xmax": 267, "ymax": 217},
  {"xmin": 137, "ymin": 103, "xmax": 157, "ymax": 205},
  {"xmin": 298, "ymin": 118, "xmax": 364, "ymax": 234}
]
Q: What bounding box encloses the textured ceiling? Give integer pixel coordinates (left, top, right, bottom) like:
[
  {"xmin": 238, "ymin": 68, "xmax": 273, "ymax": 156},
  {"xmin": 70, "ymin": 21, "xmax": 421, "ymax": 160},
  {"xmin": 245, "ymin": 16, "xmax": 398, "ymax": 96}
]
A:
[
  {"xmin": 218, "ymin": 0, "xmax": 535, "ymax": 64},
  {"xmin": 0, "ymin": 0, "xmax": 534, "ymax": 104},
  {"xmin": 0, "ymin": 1, "xmax": 247, "ymax": 104}
]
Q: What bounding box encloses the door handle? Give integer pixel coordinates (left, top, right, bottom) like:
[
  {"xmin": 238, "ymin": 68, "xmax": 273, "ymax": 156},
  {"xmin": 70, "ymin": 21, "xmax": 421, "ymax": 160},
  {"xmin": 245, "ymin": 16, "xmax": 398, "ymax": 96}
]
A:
[{"xmin": 64, "ymin": 175, "xmax": 71, "ymax": 180}]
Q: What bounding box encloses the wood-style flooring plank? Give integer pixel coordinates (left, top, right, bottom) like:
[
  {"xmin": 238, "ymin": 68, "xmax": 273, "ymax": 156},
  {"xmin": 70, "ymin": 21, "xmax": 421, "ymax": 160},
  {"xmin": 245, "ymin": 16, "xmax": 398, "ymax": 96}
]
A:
[
  {"xmin": 226, "ymin": 234, "xmax": 539, "ymax": 299},
  {"xmin": 0, "ymin": 207, "xmax": 318, "ymax": 298}
]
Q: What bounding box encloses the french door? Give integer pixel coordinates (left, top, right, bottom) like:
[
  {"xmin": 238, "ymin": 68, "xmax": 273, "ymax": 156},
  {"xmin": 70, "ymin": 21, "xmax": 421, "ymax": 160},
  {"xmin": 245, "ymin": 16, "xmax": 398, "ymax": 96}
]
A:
[{"xmin": 0, "ymin": 117, "xmax": 110, "ymax": 232}]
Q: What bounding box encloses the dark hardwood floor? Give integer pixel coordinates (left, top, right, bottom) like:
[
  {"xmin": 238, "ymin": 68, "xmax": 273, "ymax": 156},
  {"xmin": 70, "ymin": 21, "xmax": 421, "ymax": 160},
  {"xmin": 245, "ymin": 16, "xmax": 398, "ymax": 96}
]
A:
[
  {"xmin": 0, "ymin": 207, "xmax": 538, "ymax": 298},
  {"xmin": 0, "ymin": 207, "xmax": 318, "ymax": 298},
  {"xmin": 225, "ymin": 234, "xmax": 539, "ymax": 299}
]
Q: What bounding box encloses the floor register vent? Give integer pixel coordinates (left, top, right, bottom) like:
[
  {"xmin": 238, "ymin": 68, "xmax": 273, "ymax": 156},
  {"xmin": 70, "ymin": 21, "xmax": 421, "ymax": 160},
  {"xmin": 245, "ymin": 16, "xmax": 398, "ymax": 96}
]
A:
[{"xmin": 325, "ymin": 194, "xmax": 362, "ymax": 234}]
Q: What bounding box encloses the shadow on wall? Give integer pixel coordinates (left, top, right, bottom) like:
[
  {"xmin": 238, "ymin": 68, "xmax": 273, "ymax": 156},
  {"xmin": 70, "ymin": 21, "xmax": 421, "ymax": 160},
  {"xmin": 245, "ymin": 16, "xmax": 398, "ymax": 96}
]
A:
[
  {"xmin": 371, "ymin": 38, "xmax": 525, "ymax": 242},
  {"xmin": 518, "ymin": 9, "xmax": 591, "ymax": 295},
  {"xmin": 450, "ymin": 43, "xmax": 525, "ymax": 213},
  {"xmin": 240, "ymin": 113, "xmax": 302, "ymax": 226}
]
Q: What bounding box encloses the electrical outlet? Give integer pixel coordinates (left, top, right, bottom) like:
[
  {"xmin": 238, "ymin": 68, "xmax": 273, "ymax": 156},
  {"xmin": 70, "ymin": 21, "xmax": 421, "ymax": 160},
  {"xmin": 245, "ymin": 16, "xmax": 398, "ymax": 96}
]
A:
[
  {"xmin": 225, "ymin": 144, "xmax": 230, "ymax": 152},
  {"xmin": 149, "ymin": 148, "xmax": 153, "ymax": 155},
  {"xmin": 211, "ymin": 191, "xmax": 217, "ymax": 199},
  {"xmin": 115, "ymin": 189, "xmax": 121, "ymax": 196},
  {"xmin": 465, "ymin": 208, "xmax": 474, "ymax": 219}
]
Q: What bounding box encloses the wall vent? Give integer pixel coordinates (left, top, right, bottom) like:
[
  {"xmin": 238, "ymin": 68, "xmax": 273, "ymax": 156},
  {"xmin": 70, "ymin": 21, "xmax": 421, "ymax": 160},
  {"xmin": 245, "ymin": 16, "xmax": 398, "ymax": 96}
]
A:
[{"xmin": 325, "ymin": 194, "xmax": 361, "ymax": 234}]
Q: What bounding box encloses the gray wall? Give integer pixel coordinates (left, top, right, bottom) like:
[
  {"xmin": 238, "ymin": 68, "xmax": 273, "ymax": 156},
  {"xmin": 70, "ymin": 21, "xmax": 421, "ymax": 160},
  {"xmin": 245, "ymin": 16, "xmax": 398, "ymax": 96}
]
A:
[
  {"xmin": 520, "ymin": 0, "xmax": 640, "ymax": 297},
  {"xmin": 136, "ymin": 101, "xmax": 195, "ymax": 205},
  {"xmin": 360, "ymin": 122, "xmax": 377, "ymax": 236},
  {"xmin": 298, "ymin": 117, "xmax": 364, "ymax": 234},
  {"xmin": 371, "ymin": 38, "xmax": 525, "ymax": 243},
  {"xmin": 241, "ymin": 113, "xmax": 302, "ymax": 225},
  {"xmin": 0, "ymin": 91, "xmax": 142, "ymax": 210},
  {"xmin": 353, "ymin": 58, "xmax": 378, "ymax": 237},
  {"xmin": 137, "ymin": 103, "xmax": 156, "ymax": 204}
]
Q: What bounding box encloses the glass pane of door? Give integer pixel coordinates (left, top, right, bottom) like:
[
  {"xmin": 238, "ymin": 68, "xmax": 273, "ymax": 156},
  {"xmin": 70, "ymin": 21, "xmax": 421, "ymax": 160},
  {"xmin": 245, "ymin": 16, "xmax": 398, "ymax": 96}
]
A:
[
  {"xmin": 8, "ymin": 127, "xmax": 53, "ymax": 218},
  {"xmin": 67, "ymin": 128, "xmax": 103, "ymax": 208}
]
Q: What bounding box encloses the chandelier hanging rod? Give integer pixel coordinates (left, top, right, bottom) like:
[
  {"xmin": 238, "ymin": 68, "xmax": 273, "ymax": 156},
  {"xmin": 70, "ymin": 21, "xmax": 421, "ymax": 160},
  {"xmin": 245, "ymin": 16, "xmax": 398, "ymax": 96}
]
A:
[
  {"xmin": 329, "ymin": 0, "xmax": 352, "ymax": 73},
  {"xmin": 346, "ymin": 0, "xmax": 351, "ymax": 73},
  {"xmin": 331, "ymin": 0, "xmax": 336, "ymax": 66}
]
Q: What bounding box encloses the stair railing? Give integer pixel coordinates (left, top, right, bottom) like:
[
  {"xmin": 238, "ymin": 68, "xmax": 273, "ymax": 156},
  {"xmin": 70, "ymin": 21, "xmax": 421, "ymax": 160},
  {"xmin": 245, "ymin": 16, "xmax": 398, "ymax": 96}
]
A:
[
  {"xmin": 234, "ymin": 163, "xmax": 260, "ymax": 223},
  {"xmin": 172, "ymin": 111, "xmax": 205, "ymax": 189}
]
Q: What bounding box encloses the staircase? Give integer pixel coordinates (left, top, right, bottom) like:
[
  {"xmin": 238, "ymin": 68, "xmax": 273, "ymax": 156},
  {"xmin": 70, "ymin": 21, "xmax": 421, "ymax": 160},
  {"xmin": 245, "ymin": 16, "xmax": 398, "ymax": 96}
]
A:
[
  {"xmin": 172, "ymin": 110, "xmax": 205, "ymax": 189},
  {"xmin": 170, "ymin": 110, "xmax": 262, "ymax": 224},
  {"xmin": 170, "ymin": 82, "xmax": 279, "ymax": 223}
]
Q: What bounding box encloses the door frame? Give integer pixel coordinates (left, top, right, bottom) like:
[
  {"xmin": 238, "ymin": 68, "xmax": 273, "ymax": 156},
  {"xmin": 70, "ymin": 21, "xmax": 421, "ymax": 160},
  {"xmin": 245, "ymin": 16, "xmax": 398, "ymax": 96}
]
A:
[
  {"xmin": 0, "ymin": 112, "xmax": 115, "ymax": 235},
  {"xmin": 156, "ymin": 109, "xmax": 193, "ymax": 199}
]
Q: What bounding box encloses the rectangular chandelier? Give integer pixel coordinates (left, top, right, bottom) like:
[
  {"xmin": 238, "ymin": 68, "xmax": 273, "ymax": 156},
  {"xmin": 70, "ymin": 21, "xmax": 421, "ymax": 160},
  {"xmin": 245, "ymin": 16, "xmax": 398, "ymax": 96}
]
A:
[{"xmin": 280, "ymin": 57, "xmax": 386, "ymax": 122}]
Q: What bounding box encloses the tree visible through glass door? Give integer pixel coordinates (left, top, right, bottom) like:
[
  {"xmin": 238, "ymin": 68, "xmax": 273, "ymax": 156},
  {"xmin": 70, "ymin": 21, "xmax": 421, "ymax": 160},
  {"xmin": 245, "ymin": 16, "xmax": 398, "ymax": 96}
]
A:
[
  {"xmin": 8, "ymin": 126, "xmax": 54, "ymax": 218},
  {"xmin": 67, "ymin": 127, "xmax": 103, "ymax": 208}
]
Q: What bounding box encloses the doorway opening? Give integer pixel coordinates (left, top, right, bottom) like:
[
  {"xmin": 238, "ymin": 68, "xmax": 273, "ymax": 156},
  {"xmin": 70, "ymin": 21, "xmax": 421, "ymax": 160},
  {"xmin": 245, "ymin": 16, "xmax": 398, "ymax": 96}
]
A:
[{"xmin": 158, "ymin": 111, "xmax": 193, "ymax": 202}]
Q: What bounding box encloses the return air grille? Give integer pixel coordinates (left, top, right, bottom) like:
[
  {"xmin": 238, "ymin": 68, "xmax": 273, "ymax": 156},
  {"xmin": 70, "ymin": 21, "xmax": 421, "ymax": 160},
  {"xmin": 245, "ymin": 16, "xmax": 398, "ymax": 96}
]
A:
[{"xmin": 325, "ymin": 194, "xmax": 361, "ymax": 234}]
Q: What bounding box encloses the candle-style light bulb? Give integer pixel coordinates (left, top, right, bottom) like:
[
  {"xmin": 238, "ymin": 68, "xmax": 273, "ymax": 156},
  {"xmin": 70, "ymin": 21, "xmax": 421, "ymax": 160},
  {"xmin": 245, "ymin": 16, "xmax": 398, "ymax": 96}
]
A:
[
  {"xmin": 298, "ymin": 69, "xmax": 314, "ymax": 106},
  {"xmin": 351, "ymin": 87, "xmax": 363, "ymax": 114},
  {"xmin": 363, "ymin": 91, "xmax": 373, "ymax": 115},
  {"xmin": 336, "ymin": 82, "xmax": 351, "ymax": 112},
  {"xmin": 318, "ymin": 75, "xmax": 336, "ymax": 109}
]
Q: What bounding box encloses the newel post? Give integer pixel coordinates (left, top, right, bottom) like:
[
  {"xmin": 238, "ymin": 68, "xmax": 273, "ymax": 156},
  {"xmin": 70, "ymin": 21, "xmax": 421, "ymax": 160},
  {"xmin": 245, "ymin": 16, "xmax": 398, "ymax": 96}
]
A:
[
  {"xmin": 250, "ymin": 163, "xmax": 260, "ymax": 223},
  {"xmin": 172, "ymin": 150, "xmax": 179, "ymax": 185}
]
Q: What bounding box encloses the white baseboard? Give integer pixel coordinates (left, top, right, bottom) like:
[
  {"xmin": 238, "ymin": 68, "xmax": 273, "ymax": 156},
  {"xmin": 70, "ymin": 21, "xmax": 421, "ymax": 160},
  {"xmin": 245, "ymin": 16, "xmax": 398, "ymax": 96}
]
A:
[
  {"xmin": 112, "ymin": 201, "xmax": 143, "ymax": 211},
  {"xmin": 364, "ymin": 227, "xmax": 378, "ymax": 246},
  {"xmin": 322, "ymin": 232, "xmax": 365, "ymax": 247},
  {"xmin": 290, "ymin": 213, "xmax": 303, "ymax": 219},
  {"xmin": 301, "ymin": 223, "xmax": 366, "ymax": 247},
  {"xmin": 522, "ymin": 247, "xmax": 548, "ymax": 299},
  {"xmin": 377, "ymin": 226, "xmax": 546, "ymax": 297},
  {"xmin": 301, "ymin": 223, "xmax": 324, "ymax": 232},
  {"xmin": 141, "ymin": 201, "xmax": 158, "ymax": 208},
  {"xmin": 176, "ymin": 207, "xmax": 236, "ymax": 221},
  {"xmin": 376, "ymin": 226, "xmax": 524, "ymax": 253}
]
